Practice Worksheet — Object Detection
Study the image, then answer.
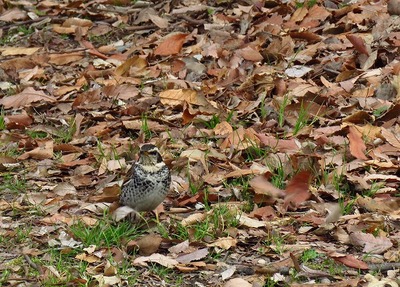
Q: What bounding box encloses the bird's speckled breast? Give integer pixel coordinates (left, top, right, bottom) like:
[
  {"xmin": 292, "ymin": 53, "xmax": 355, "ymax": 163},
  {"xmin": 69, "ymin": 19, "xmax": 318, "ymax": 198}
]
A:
[{"xmin": 120, "ymin": 163, "xmax": 171, "ymax": 211}]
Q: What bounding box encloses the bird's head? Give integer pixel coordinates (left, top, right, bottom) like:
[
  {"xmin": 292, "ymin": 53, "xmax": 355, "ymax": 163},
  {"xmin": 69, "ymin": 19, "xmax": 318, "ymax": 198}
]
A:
[{"xmin": 138, "ymin": 144, "xmax": 164, "ymax": 171}]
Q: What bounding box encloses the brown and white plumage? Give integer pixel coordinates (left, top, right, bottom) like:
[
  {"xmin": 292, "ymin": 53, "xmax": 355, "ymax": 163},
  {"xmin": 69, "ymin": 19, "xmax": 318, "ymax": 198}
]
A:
[{"xmin": 119, "ymin": 144, "xmax": 171, "ymax": 212}]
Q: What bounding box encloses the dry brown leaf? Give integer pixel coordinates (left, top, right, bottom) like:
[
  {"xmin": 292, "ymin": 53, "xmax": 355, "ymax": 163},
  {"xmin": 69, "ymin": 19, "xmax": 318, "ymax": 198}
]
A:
[
  {"xmin": 75, "ymin": 253, "xmax": 101, "ymax": 263},
  {"xmin": 249, "ymin": 174, "xmax": 285, "ymax": 198},
  {"xmin": 346, "ymin": 34, "xmax": 369, "ymax": 56},
  {"xmin": 168, "ymin": 240, "xmax": 190, "ymax": 254},
  {"xmin": 114, "ymin": 56, "xmax": 147, "ymax": 77},
  {"xmin": 237, "ymin": 214, "xmax": 266, "ymax": 228},
  {"xmin": 18, "ymin": 140, "xmax": 53, "ymax": 160},
  {"xmin": 220, "ymin": 127, "xmax": 260, "ymax": 150},
  {"xmin": 49, "ymin": 52, "xmax": 85, "ymax": 65},
  {"xmin": 257, "ymin": 134, "xmax": 301, "ymax": 153},
  {"xmin": 159, "ymin": 89, "xmax": 209, "ymax": 107},
  {"xmin": 0, "ymin": 8, "xmax": 27, "ymax": 22},
  {"xmin": 237, "ymin": 46, "xmax": 263, "ymax": 62},
  {"xmin": 249, "ymin": 206, "xmax": 277, "ymax": 220},
  {"xmin": 349, "ymin": 232, "xmax": 393, "ymax": 254},
  {"xmin": 207, "ymin": 237, "xmax": 237, "ymax": 250},
  {"xmin": 149, "ymin": 14, "xmax": 169, "ymax": 28},
  {"xmin": 133, "ymin": 234, "xmax": 163, "ymax": 256},
  {"xmin": 224, "ymin": 278, "xmax": 252, "ymax": 287},
  {"xmin": 214, "ymin": 121, "xmax": 233, "ymax": 136},
  {"xmin": 329, "ymin": 252, "xmax": 369, "ymax": 270},
  {"xmin": 176, "ymin": 248, "xmax": 208, "ymax": 263},
  {"xmin": 133, "ymin": 253, "xmax": 178, "ymax": 268},
  {"xmin": 181, "ymin": 213, "xmax": 207, "ymax": 227},
  {"xmin": 53, "ymin": 182, "xmax": 77, "ymax": 196},
  {"xmin": 381, "ymin": 127, "xmax": 400, "ymax": 149},
  {"xmin": 154, "ymin": 33, "xmax": 188, "ymax": 56},
  {"xmin": 0, "ymin": 47, "xmax": 40, "ymax": 56},
  {"xmin": 347, "ymin": 126, "xmax": 368, "ymax": 160},
  {"xmin": 283, "ymin": 171, "xmax": 312, "ymax": 211},
  {"xmin": 5, "ymin": 114, "xmax": 33, "ymax": 129},
  {"xmin": 0, "ymin": 87, "xmax": 56, "ymax": 109}
]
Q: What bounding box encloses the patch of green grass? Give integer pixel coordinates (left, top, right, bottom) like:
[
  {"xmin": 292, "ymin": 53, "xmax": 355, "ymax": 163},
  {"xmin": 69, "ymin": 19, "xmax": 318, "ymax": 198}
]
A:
[
  {"xmin": 259, "ymin": 95, "xmax": 269, "ymax": 120},
  {"xmin": 28, "ymin": 248, "xmax": 89, "ymax": 286},
  {"xmin": 373, "ymin": 106, "xmax": 389, "ymax": 117},
  {"xmin": 278, "ymin": 95, "xmax": 290, "ymax": 128},
  {"xmin": 229, "ymin": 176, "xmax": 250, "ymax": 193},
  {"xmin": 88, "ymin": 33, "xmax": 112, "ymax": 46},
  {"xmin": 295, "ymin": 0, "xmax": 317, "ymax": 8},
  {"xmin": 202, "ymin": 114, "xmax": 221, "ymax": 129},
  {"xmin": 0, "ymin": 25, "xmax": 35, "ymax": 44},
  {"xmin": 0, "ymin": 269, "xmax": 11, "ymax": 284},
  {"xmin": 18, "ymin": 25, "xmax": 34, "ymax": 36},
  {"xmin": 158, "ymin": 220, "xmax": 189, "ymax": 241},
  {"xmin": 293, "ymin": 102, "xmax": 310, "ymax": 135},
  {"xmin": 70, "ymin": 219, "xmax": 143, "ymax": 248},
  {"xmin": 0, "ymin": 31, "xmax": 14, "ymax": 45},
  {"xmin": 141, "ymin": 115, "xmax": 152, "ymax": 140},
  {"xmin": 0, "ymin": 109, "xmax": 6, "ymax": 130},
  {"xmin": 243, "ymin": 143, "xmax": 267, "ymax": 162},
  {"xmin": 365, "ymin": 182, "xmax": 384, "ymax": 197},
  {"xmin": 0, "ymin": 173, "xmax": 27, "ymax": 193},
  {"xmin": 147, "ymin": 263, "xmax": 184, "ymax": 285},
  {"xmin": 265, "ymin": 278, "xmax": 281, "ymax": 287},
  {"xmin": 226, "ymin": 110, "xmax": 234, "ymax": 123},
  {"xmin": 301, "ymin": 248, "xmax": 320, "ymax": 264},
  {"xmin": 54, "ymin": 118, "xmax": 76, "ymax": 143},
  {"xmin": 188, "ymin": 180, "xmax": 203, "ymax": 195},
  {"xmin": 7, "ymin": 224, "xmax": 33, "ymax": 245},
  {"xmin": 26, "ymin": 130, "xmax": 48, "ymax": 139},
  {"xmin": 1, "ymin": 145, "xmax": 23, "ymax": 158},
  {"xmin": 223, "ymin": 176, "xmax": 253, "ymax": 212},
  {"xmin": 267, "ymin": 161, "xmax": 286, "ymax": 189},
  {"xmin": 264, "ymin": 231, "xmax": 287, "ymax": 255},
  {"xmin": 118, "ymin": 260, "xmax": 140, "ymax": 285},
  {"xmin": 293, "ymin": 101, "xmax": 320, "ymax": 135},
  {"xmin": 192, "ymin": 205, "xmax": 240, "ymax": 241},
  {"xmin": 161, "ymin": 205, "xmax": 240, "ymax": 241},
  {"xmin": 331, "ymin": 171, "xmax": 355, "ymax": 215}
]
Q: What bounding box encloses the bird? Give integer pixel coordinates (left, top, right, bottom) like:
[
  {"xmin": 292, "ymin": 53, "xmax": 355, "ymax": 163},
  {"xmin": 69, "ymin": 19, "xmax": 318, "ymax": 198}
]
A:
[{"xmin": 119, "ymin": 144, "xmax": 171, "ymax": 216}]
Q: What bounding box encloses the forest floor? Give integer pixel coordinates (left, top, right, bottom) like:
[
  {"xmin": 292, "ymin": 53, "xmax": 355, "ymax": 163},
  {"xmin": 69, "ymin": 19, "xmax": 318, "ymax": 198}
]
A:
[{"xmin": 0, "ymin": 0, "xmax": 399, "ymax": 286}]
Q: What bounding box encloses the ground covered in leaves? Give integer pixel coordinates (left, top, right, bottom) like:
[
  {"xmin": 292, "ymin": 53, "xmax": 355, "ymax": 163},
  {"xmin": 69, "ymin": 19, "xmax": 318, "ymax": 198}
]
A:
[{"xmin": 0, "ymin": 0, "xmax": 400, "ymax": 286}]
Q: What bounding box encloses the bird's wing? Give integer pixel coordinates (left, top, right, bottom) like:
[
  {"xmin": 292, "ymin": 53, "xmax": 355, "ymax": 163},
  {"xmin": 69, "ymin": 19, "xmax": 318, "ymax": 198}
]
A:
[{"xmin": 121, "ymin": 163, "xmax": 136, "ymax": 187}]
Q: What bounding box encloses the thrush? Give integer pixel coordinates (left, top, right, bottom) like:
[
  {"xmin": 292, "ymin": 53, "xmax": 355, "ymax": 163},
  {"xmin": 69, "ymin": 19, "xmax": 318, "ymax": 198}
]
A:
[{"xmin": 119, "ymin": 144, "xmax": 171, "ymax": 213}]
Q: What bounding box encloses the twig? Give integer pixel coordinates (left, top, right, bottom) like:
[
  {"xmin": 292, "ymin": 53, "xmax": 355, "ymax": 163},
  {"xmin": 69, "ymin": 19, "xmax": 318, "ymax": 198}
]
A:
[{"xmin": 23, "ymin": 254, "xmax": 43, "ymax": 274}]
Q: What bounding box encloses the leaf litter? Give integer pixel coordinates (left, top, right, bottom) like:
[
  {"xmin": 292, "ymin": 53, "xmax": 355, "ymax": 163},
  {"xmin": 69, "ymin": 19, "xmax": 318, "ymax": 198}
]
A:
[{"xmin": 0, "ymin": 0, "xmax": 400, "ymax": 286}]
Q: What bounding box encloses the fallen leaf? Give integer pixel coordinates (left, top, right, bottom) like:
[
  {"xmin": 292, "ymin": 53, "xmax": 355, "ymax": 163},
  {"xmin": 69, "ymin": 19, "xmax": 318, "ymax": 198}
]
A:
[
  {"xmin": 176, "ymin": 248, "xmax": 208, "ymax": 263},
  {"xmin": 347, "ymin": 126, "xmax": 368, "ymax": 160},
  {"xmin": 133, "ymin": 234, "xmax": 163, "ymax": 256},
  {"xmin": 208, "ymin": 237, "xmax": 237, "ymax": 250},
  {"xmin": 154, "ymin": 33, "xmax": 188, "ymax": 56},
  {"xmin": 350, "ymin": 232, "xmax": 393, "ymax": 254},
  {"xmin": 159, "ymin": 89, "xmax": 209, "ymax": 107},
  {"xmin": 224, "ymin": 278, "xmax": 252, "ymax": 287},
  {"xmin": 283, "ymin": 171, "xmax": 312, "ymax": 211},
  {"xmin": 329, "ymin": 252, "xmax": 369, "ymax": 270},
  {"xmin": 0, "ymin": 87, "xmax": 56, "ymax": 109},
  {"xmin": 18, "ymin": 140, "xmax": 53, "ymax": 160},
  {"xmin": 346, "ymin": 34, "xmax": 369, "ymax": 56},
  {"xmin": 133, "ymin": 253, "xmax": 179, "ymax": 268}
]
